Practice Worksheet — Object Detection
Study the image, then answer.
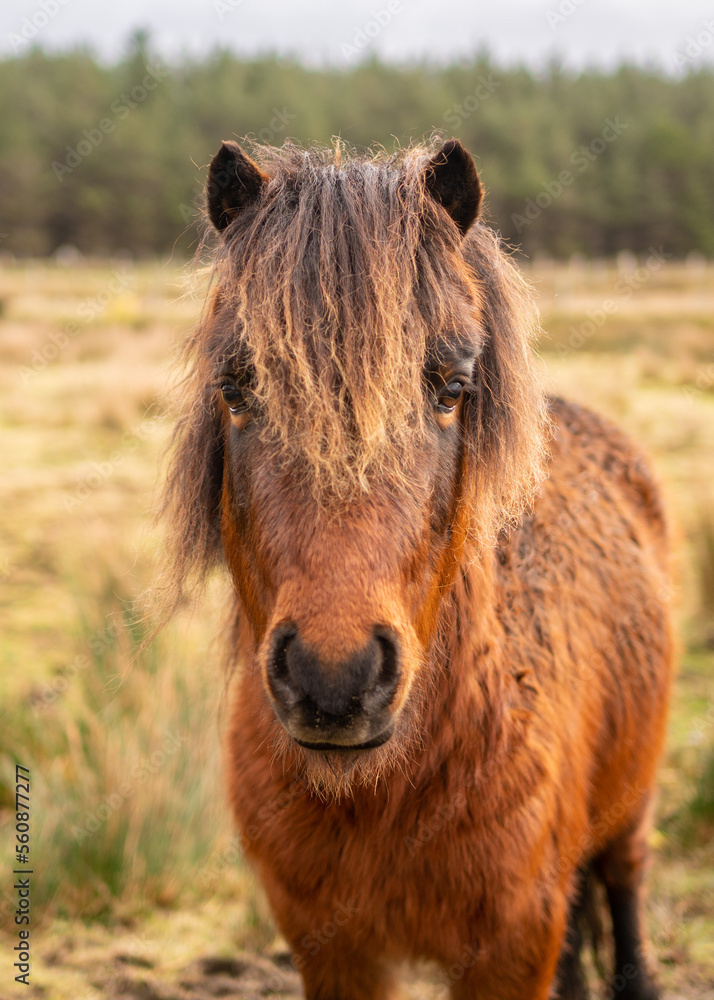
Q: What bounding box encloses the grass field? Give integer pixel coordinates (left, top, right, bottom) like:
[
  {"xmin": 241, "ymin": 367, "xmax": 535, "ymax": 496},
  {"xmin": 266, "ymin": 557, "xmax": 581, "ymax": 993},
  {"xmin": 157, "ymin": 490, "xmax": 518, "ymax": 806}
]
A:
[{"xmin": 0, "ymin": 255, "xmax": 712, "ymax": 999}]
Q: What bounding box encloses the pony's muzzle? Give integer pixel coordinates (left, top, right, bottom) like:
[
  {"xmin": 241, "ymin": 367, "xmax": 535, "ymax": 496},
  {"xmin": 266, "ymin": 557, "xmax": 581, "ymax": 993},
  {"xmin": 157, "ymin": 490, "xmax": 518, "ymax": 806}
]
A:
[{"xmin": 265, "ymin": 623, "xmax": 400, "ymax": 750}]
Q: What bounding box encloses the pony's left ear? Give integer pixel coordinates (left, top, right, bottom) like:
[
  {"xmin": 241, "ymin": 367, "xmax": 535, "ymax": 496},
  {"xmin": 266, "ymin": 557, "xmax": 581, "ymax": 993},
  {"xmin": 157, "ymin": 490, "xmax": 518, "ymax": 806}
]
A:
[
  {"xmin": 206, "ymin": 140, "xmax": 268, "ymax": 232},
  {"xmin": 425, "ymin": 140, "xmax": 483, "ymax": 235}
]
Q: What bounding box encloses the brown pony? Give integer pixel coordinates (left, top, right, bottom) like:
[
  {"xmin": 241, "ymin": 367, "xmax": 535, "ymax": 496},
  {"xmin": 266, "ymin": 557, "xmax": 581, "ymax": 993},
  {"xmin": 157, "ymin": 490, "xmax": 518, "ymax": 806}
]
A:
[{"xmin": 160, "ymin": 138, "xmax": 674, "ymax": 999}]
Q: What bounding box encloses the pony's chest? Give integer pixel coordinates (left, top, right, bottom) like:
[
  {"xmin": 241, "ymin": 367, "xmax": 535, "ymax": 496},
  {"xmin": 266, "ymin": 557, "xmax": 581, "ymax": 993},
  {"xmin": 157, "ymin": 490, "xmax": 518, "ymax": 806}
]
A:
[{"xmin": 254, "ymin": 784, "xmax": 525, "ymax": 923}]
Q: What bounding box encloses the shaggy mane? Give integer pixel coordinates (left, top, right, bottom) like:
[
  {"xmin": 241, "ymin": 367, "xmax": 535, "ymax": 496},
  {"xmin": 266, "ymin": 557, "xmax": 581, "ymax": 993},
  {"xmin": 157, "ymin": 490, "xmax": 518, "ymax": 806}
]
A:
[{"xmin": 156, "ymin": 140, "xmax": 548, "ymax": 623}]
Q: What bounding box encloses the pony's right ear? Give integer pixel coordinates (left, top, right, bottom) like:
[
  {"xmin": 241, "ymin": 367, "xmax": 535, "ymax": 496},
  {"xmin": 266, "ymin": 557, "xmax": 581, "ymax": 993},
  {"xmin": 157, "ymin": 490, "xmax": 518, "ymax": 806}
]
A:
[{"xmin": 206, "ymin": 141, "xmax": 268, "ymax": 232}]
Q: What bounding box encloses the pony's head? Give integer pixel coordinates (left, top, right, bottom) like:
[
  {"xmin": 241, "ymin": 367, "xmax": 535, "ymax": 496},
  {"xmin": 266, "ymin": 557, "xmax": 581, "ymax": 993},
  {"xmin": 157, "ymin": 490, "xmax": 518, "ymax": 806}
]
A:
[{"xmin": 161, "ymin": 140, "xmax": 546, "ymax": 792}]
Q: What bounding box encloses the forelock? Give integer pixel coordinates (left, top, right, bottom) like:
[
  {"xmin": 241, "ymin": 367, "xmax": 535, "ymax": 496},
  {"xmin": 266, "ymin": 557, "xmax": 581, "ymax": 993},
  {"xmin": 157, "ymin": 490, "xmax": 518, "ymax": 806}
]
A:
[{"xmin": 205, "ymin": 141, "xmax": 482, "ymax": 498}]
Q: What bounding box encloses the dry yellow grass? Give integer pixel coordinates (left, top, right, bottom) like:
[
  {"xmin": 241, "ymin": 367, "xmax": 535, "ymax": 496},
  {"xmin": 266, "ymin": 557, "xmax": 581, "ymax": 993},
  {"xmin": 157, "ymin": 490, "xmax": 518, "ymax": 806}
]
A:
[{"xmin": 0, "ymin": 257, "xmax": 712, "ymax": 999}]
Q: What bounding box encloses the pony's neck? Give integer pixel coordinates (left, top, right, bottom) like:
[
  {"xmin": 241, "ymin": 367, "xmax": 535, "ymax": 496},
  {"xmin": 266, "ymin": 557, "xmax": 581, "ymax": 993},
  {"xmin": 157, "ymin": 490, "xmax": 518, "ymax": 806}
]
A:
[{"xmin": 412, "ymin": 543, "xmax": 513, "ymax": 780}]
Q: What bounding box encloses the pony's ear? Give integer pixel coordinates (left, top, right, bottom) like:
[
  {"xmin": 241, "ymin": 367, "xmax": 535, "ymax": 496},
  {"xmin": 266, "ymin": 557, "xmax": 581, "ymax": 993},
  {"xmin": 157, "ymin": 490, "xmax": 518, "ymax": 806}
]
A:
[
  {"xmin": 425, "ymin": 140, "xmax": 483, "ymax": 235},
  {"xmin": 206, "ymin": 141, "xmax": 268, "ymax": 232}
]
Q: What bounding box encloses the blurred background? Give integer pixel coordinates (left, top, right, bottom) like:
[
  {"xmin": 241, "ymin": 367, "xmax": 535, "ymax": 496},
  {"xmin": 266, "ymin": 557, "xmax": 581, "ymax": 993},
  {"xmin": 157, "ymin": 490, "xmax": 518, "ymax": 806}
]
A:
[{"xmin": 0, "ymin": 2, "xmax": 712, "ymax": 998}]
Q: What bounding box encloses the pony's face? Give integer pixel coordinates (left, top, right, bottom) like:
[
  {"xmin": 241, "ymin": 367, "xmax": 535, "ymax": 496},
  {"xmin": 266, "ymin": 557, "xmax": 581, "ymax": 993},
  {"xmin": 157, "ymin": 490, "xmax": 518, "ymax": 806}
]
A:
[
  {"xmin": 184, "ymin": 139, "xmax": 542, "ymax": 785},
  {"xmin": 218, "ymin": 326, "xmax": 480, "ymax": 757}
]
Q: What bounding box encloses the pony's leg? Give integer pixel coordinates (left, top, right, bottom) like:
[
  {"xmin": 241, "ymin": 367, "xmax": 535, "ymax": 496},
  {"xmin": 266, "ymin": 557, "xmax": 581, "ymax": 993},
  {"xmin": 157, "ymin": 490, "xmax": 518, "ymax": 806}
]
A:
[
  {"xmin": 450, "ymin": 955, "xmax": 561, "ymax": 1000},
  {"xmin": 297, "ymin": 948, "xmax": 397, "ymax": 1000},
  {"xmin": 553, "ymin": 874, "xmax": 590, "ymax": 1000},
  {"xmin": 596, "ymin": 819, "xmax": 660, "ymax": 1000},
  {"xmin": 449, "ymin": 916, "xmax": 565, "ymax": 1000},
  {"xmin": 258, "ymin": 875, "xmax": 395, "ymax": 999}
]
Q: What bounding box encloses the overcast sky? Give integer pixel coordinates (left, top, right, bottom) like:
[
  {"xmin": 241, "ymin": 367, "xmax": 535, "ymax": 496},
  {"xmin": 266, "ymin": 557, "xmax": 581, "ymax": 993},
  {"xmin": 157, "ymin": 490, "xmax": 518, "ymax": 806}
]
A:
[{"xmin": 2, "ymin": 0, "xmax": 713, "ymax": 72}]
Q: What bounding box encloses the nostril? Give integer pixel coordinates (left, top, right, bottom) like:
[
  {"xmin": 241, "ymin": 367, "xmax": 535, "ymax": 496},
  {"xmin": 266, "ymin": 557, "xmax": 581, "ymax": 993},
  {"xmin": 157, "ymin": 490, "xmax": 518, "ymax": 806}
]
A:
[
  {"xmin": 271, "ymin": 626, "xmax": 296, "ymax": 681},
  {"xmin": 267, "ymin": 624, "xmax": 300, "ymax": 706},
  {"xmin": 363, "ymin": 628, "xmax": 400, "ymax": 713},
  {"xmin": 375, "ymin": 630, "xmax": 399, "ymax": 685}
]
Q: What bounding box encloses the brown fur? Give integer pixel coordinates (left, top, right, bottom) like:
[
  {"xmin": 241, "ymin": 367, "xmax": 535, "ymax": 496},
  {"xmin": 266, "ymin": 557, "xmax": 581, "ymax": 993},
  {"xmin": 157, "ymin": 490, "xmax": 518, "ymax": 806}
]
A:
[{"xmin": 158, "ymin": 140, "xmax": 674, "ymax": 999}]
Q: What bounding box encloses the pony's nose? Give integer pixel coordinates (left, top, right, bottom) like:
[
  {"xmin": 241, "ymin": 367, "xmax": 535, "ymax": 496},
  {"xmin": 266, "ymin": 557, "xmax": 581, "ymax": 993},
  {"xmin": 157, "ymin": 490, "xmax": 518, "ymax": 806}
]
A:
[{"xmin": 266, "ymin": 624, "xmax": 400, "ymax": 725}]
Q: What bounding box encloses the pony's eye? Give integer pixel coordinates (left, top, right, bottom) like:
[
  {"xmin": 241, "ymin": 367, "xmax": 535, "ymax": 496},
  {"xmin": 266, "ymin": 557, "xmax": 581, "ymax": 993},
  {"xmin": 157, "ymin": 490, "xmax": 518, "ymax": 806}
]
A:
[
  {"xmin": 437, "ymin": 381, "xmax": 464, "ymax": 411},
  {"xmin": 221, "ymin": 382, "xmax": 249, "ymax": 413}
]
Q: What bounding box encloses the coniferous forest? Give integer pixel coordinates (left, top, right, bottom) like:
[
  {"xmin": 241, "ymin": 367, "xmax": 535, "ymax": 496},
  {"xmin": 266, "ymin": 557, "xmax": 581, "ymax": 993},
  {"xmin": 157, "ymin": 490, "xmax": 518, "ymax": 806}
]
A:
[{"xmin": 1, "ymin": 35, "xmax": 713, "ymax": 258}]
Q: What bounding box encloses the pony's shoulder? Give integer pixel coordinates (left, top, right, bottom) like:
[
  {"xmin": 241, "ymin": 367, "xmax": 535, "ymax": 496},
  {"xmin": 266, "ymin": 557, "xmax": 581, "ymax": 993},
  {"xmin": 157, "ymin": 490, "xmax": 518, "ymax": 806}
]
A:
[{"xmin": 544, "ymin": 395, "xmax": 668, "ymax": 550}]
